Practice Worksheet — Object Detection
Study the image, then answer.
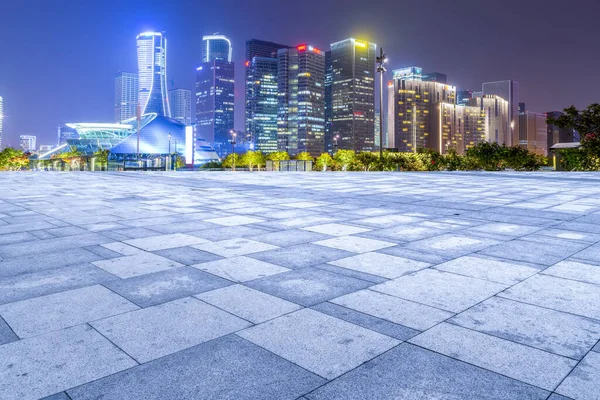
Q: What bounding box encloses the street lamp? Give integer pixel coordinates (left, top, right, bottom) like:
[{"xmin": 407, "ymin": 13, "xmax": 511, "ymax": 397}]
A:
[
  {"xmin": 334, "ymin": 134, "xmax": 340, "ymax": 154},
  {"xmin": 230, "ymin": 131, "xmax": 237, "ymax": 171},
  {"xmin": 376, "ymin": 47, "xmax": 387, "ymax": 162}
]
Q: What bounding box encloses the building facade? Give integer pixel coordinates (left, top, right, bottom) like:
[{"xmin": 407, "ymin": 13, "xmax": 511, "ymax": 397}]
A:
[
  {"xmin": 481, "ymin": 80, "xmax": 519, "ymax": 146},
  {"xmin": 202, "ymin": 35, "xmax": 232, "ymax": 63},
  {"xmin": 328, "ymin": 38, "xmax": 376, "ymax": 152},
  {"xmin": 114, "ymin": 72, "xmax": 139, "ymax": 123},
  {"xmin": 430, "ymin": 103, "xmax": 486, "ymax": 154},
  {"xmin": 277, "ymin": 45, "xmax": 326, "ymax": 157},
  {"xmin": 246, "ymin": 56, "xmax": 279, "ymax": 153},
  {"xmin": 169, "ymin": 89, "xmax": 192, "ymax": 126},
  {"xmin": 469, "ymin": 95, "xmax": 511, "ymax": 145},
  {"xmin": 519, "ymin": 111, "xmax": 548, "ymax": 156},
  {"xmin": 422, "ymin": 72, "xmax": 447, "ymax": 84},
  {"xmin": 57, "ymin": 126, "xmax": 79, "ymax": 145},
  {"xmin": 137, "ymin": 32, "xmax": 170, "ymax": 117},
  {"xmin": 20, "ymin": 135, "xmax": 36, "ymax": 152}
]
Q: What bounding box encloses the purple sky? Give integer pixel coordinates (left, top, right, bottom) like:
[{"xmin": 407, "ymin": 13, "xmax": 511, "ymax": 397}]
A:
[{"xmin": 0, "ymin": 0, "xmax": 598, "ymax": 147}]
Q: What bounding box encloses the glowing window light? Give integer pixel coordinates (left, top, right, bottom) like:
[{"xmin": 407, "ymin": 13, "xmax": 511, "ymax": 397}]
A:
[{"xmin": 297, "ymin": 45, "xmax": 307, "ymax": 51}]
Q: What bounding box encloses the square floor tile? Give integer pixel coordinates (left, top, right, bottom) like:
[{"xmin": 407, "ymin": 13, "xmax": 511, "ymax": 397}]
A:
[
  {"xmin": 450, "ymin": 297, "xmax": 600, "ymax": 359},
  {"xmin": 542, "ymin": 260, "xmax": 600, "ymax": 285},
  {"xmin": 100, "ymin": 242, "xmax": 145, "ymax": 255},
  {"xmin": 409, "ymin": 323, "xmax": 577, "ymax": 391},
  {"xmin": 203, "ymin": 215, "xmax": 265, "ymax": 226},
  {"xmin": 404, "ymin": 234, "xmax": 499, "ymax": 258},
  {"xmin": 245, "ymin": 267, "xmax": 372, "ymax": 307},
  {"xmin": 0, "ymin": 324, "xmax": 136, "ymax": 400},
  {"xmin": 249, "ymin": 243, "xmax": 354, "ymax": 269},
  {"xmin": 314, "ymin": 236, "xmax": 396, "ymax": 253},
  {"xmin": 434, "ymin": 255, "xmax": 540, "ymax": 285},
  {"xmin": 328, "ymin": 252, "xmax": 430, "ymax": 279},
  {"xmin": 197, "ymin": 284, "xmax": 302, "ymax": 323},
  {"xmin": 479, "ymin": 239, "xmax": 588, "ymax": 266},
  {"xmin": 331, "ymin": 289, "xmax": 453, "ymax": 330},
  {"xmin": 92, "ymin": 253, "xmax": 183, "ymax": 279},
  {"xmin": 153, "ymin": 246, "xmax": 222, "ymax": 265},
  {"xmin": 353, "ymin": 214, "xmax": 423, "ymax": 228},
  {"xmin": 557, "ymin": 351, "xmax": 600, "ymax": 400},
  {"xmin": 123, "ymin": 233, "xmax": 209, "ymax": 251},
  {"xmin": 193, "ymin": 238, "xmax": 278, "ymax": 257},
  {"xmin": 251, "ymin": 229, "xmax": 330, "ymax": 247},
  {"xmin": 91, "ymin": 297, "xmax": 251, "ymax": 363},
  {"xmin": 237, "ymin": 308, "xmax": 400, "ymax": 379},
  {"xmin": 302, "ymin": 223, "xmax": 371, "ymax": 237},
  {"xmin": 364, "ymin": 225, "xmax": 447, "ymax": 242},
  {"xmin": 191, "ymin": 256, "xmax": 289, "ymax": 282},
  {"xmin": 372, "ymin": 269, "xmax": 507, "ymax": 313}
]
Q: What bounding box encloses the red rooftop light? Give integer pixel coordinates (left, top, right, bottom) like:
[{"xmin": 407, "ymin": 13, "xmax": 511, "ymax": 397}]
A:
[{"xmin": 297, "ymin": 45, "xmax": 307, "ymax": 51}]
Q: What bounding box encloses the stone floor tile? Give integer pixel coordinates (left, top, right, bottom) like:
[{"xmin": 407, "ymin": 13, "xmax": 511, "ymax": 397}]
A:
[
  {"xmin": 372, "ymin": 269, "xmax": 507, "ymax": 313},
  {"xmin": 39, "ymin": 392, "xmax": 71, "ymax": 400},
  {"xmin": 403, "ymin": 233, "xmax": 500, "ymax": 258},
  {"xmin": 92, "ymin": 252, "xmax": 183, "ymax": 278},
  {"xmin": 193, "ymin": 237, "xmax": 278, "ymax": 257},
  {"xmin": 67, "ymin": 335, "xmax": 325, "ymax": 400},
  {"xmin": 0, "ymin": 248, "xmax": 103, "ymax": 278},
  {"xmin": 314, "ymin": 235, "xmax": 396, "ymax": 253},
  {"xmin": 103, "ymin": 266, "xmax": 232, "ymax": 307},
  {"xmin": 0, "ymin": 233, "xmax": 112, "ymax": 258},
  {"xmin": 0, "ymin": 315, "xmax": 18, "ymax": 345},
  {"xmin": 305, "ymin": 343, "xmax": 549, "ymax": 400},
  {"xmin": 237, "ymin": 308, "xmax": 399, "ymax": 379},
  {"xmin": 251, "ymin": 229, "xmax": 330, "ymax": 247},
  {"xmin": 110, "ymin": 227, "xmax": 163, "ymax": 239},
  {"xmin": 83, "ymin": 244, "xmax": 123, "ymax": 259},
  {"xmin": 542, "ymin": 260, "xmax": 600, "ymax": 285},
  {"xmin": 450, "ymin": 297, "xmax": 600, "ymax": 359},
  {"xmin": 331, "ymin": 289, "xmax": 454, "ymax": 330},
  {"xmin": 245, "ymin": 267, "xmax": 372, "ymax": 306},
  {"xmin": 594, "ymin": 342, "xmax": 600, "ymax": 353},
  {"xmin": 0, "ymin": 324, "xmax": 136, "ymax": 400},
  {"xmin": 249, "ymin": 243, "xmax": 354, "ymax": 269},
  {"xmin": 0, "ymin": 285, "xmax": 139, "ymax": 338},
  {"xmin": 362, "ymin": 224, "xmax": 447, "ymax": 242},
  {"xmin": 546, "ymin": 394, "xmax": 574, "ymax": 400},
  {"xmin": 434, "ymin": 255, "xmax": 540, "ymax": 284},
  {"xmin": 535, "ymin": 228, "xmax": 600, "ymax": 243},
  {"xmin": 352, "ymin": 214, "xmax": 423, "ymax": 228},
  {"xmin": 301, "ymin": 223, "xmax": 371, "ymax": 237},
  {"xmin": 203, "ymin": 215, "xmax": 265, "ymax": 226},
  {"xmin": 192, "ymin": 256, "xmax": 289, "ymax": 282},
  {"xmin": 466, "ymin": 222, "xmax": 542, "ymax": 237},
  {"xmin": 314, "ymin": 263, "xmax": 388, "ymax": 283},
  {"xmin": 123, "ymin": 233, "xmax": 209, "ymax": 251},
  {"xmin": 556, "ymin": 351, "xmax": 600, "ymax": 400},
  {"xmin": 154, "ymin": 246, "xmax": 222, "ymax": 265},
  {"xmin": 0, "ymin": 231, "xmax": 37, "ymax": 246},
  {"xmin": 572, "ymin": 243, "xmax": 600, "ymax": 264},
  {"xmin": 196, "ymin": 284, "xmax": 302, "ymax": 323},
  {"xmin": 91, "ymin": 297, "xmax": 250, "ymax": 363},
  {"xmin": 409, "ymin": 323, "xmax": 577, "ymax": 391},
  {"xmin": 479, "ymin": 238, "xmax": 588, "ymax": 266},
  {"xmin": 499, "ymin": 274, "xmax": 600, "ymax": 320},
  {"xmin": 328, "ymin": 252, "xmax": 430, "ymax": 279},
  {"xmin": 100, "ymin": 241, "xmax": 145, "ymax": 255},
  {"xmin": 187, "ymin": 225, "xmax": 273, "ymax": 241}
]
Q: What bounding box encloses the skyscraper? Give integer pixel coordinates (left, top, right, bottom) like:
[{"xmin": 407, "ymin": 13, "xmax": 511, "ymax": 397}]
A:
[
  {"xmin": 0, "ymin": 96, "xmax": 3, "ymax": 149},
  {"xmin": 328, "ymin": 38, "xmax": 376, "ymax": 152},
  {"xmin": 137, "ymin": 32, "xmax": 170, "ymax": 117},
  {"xmin": 457, "ymin": 90, "xmax": 474, "ymax": 106},
  {"xmin": 202, "ymin": 35, "xmax": 232, "ymax": 62},
  {"xmin": 277, "ymin": 45, "xmax": 326, "ymax": 157},
  {"xmin": 469, "ymin": 95, "xmax": 511, "ymax": 145},
  {"xmin": 246, "ymin": 57, "xmax": 279, "ymax": 153},
  {"xmin": 20, "ymin": 135, "xmax": 36, "ymax": 152},
  {"xmin": 422, "ymin": 72, "xmax": 447, "ymax": 84},
  {"xmin": 481, "ymin": 80, "xmax": 519, "ymax": 146},
  {"xmin": 324, "ymin": 50, "xmax": 333, "ymax": 153},
  {"xmin": 114, "ymin": 72, "xmax": 139, "ymax": 123},
  {"xmin": 518, "ymin": 109, "xmax": 548, "ymax": 156},
  {"xmin": 169, "ymin": 89, "xmax": 192, "ymax": 126}
]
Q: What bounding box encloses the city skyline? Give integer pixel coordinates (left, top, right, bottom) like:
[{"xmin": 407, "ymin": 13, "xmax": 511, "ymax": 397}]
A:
[{"xmin": 1, "ymin": 0, "xmax": 599, "ymax": 147}]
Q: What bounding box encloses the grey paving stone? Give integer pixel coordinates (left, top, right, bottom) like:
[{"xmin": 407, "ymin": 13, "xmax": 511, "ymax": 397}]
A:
[
  {"xmin": 305, "ymin": 343, "xmax": 549, "ymax": 400},
  {"xmin": 535, "ymin": 228, "xmax": 600, "ymax": 243},
  {"xmin": 499, "ymin": 274, "xmax": 600, "ymax": 320},
  {"xmin": 0, "ymin": 315, "xmax": 18, "ymax": 345},
  {"xmin": 466, "ymin": 222, "xmax": 542, "ymax": 237},
  {"xmin": 252, "ymin": 229, "xmax": 331, "ymax": 247},
  {"xmin": 197, "ymin": 284, "xmax": 302, "ymax": 323},
  {"xmin": 193, "ymin": 237, "xmax": 279, "ymax": 257},
  {"xmin": 187, "ymin": 225, "xmax": 273, "ymax": 241},
  {"xmin": 0, "ymin": 324, "xmax": 136, "ymax": 400},
  {"xmin": 0, "ymin": 285, "xmax": 139, "ymax": 338},
  {"xmin": 361, "ymin": 224, "xmax": 447, "ymax": 242},
  {"xmin": 542, "ymin": 260, "xmax": 600, "ymax": 285},
  {"xmin": 328, "ymin": 251, "xmax": 430, "ymax": 279},
  {"xmin": 91, "ymin": 252, "xmax": 184, "ymax": 278},
  {"xmin": 67, "ymin": 334, "xmax": 325, "ymax": 400},
  {"xmin": 204, "ymin": 215, "xmax": 265, "ymax": 226},
  {"xmin": 0, "ymin": 231, "xmax": 37, "ymax": 246},
  {"xmin": 352, "ymin": 214, "xmax": 424, "ymax": 228},
  {"xmin": 103, "ymin": 266, "xmax": 232, "ymax": 307},
  {"xmin": 123, "ymin": 233, "xmax": 209, "ymax": 251},
  {"xmin": 0, "ymin": 233, "xmax": 112, "ymax": 258},
  {"xmin": 91, "ymin": 297, "xmax": 251, "ymax": 363},
  {"xmin": 372, "ymin": 269, "xmax": 507, "ymax": 313},
  {"xmin": 314, "ymin": 235, "xmax": 397, "ymax": 253},
  {"xmin": 409, "ymin": 323, "xmax": 577, "ymax": 391},
  {"xmin": 479, "ymin": 238, "xmax": 589, "ymax": 266},
  {"xmin": 311, "ymin": 301, "xmax": 420, "ymax": 341},
  {"xmin": 0, "ymin": 263, "xmax": 118, "ymax": 305},
  {"xmin": 246, "ymin": 267, "xmax": 372, "ymax": 306},
  {"xmin": 451, "ymin": 297, "xmax": 600, "ymax": 359},
  {"xmin": 302, "ymin": 223, "xmax": 371, "ymax": 236},
  {"xmin": 249, "ymin": 243, "xmax": 354, "ymax": 269},
  {"xmin": 556, "ymin": 351, "xmax": 600, "ymax": 400},
  {"xmin": 434, "ymin": 255, "xmax": 540, "ymax": 284},
  {"xmin": 39, "ymin": 393, "xmax": 71, "ymax": 400},
  {"xmin": 546, "ymin": 394, "xmax": 573, "ymax": 400},
  {"xmin": 378, "ymin": 245, "xmax": 451, "ymax": 264},
  {"xmin": 573, "ymin": 242, "xmax": 600, "ymax": 264},
  {"xmin": 403, "ymin": 233, "xmax": 500, "ymax": 258},
  {"xmin": 100, "ymin": 241, "xmax": 145, "ymax": 255},
  {"xmin": 594, "ymin": 342, "xmax": 600, "ymax": 353},
  {"xmin": 154, "ymin": 246, "xmax": 223, "ymax": 264},
  {"xmin": 110, "ymin": 227, "xmax": 163, "ymax": 239},
  {"xmin": 238, "ymin": 308, "xmax": 400, "ymax": 379},
  {"xmin": 30, "ymin": 230, "xmax": 57, "ymax": 239},
  {"xmin": 313, "ymin": 263, "xmax": 388, "ymax": 283},
  {"xmin": 83, "ymin": 244, "xmax": 123, "ymax": 259},
  {"xmin": 192, "ymin": 256, "xmax": 289, "ymax": 282},
  {"xmin": 45, "ymin": 226, "xmax": 90, "ymax": 238},
  {"xmin": 146, "ymin": 220, "xmax": 217, "ymax": 234}
]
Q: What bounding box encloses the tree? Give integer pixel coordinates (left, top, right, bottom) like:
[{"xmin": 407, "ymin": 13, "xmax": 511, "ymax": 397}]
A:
[
  {"xmin": 354, "ymin": 152, "xmax": 379, "ymax": 171},
  {"xmin": 53, "ymin": 146, "xmax": 84, "ymax": 170},
  {"xmin": 333, "ymin": 149, "xmax": 355, "ymax": 171},
  {"xmin": 266, "ymin": 151, "xmax": 290, "ymax": 171},
  {"xmin": 295, "ymin": 152, "xmax": 313, "ymax": 161},
  {"xmin": 0, "ymin": 147, "xmax": 29, "ymax": 171},
  {"xmin": 241, "ymin": 151, "xmax": 266, "ymax": 171},
  {"xmin": 465, "ymin": 142, "xmax": 506, "ymax": 171},
  {"xmin": 93, "ymin": 149, "xmax": 110, "ymax": 171},
  {"xmin": 314, "ymin": 153, "xmax": 333, "ymax": 171},
  {"xmin": 222, "ymin": 153, "xmax": 242, "ymax": 169}
]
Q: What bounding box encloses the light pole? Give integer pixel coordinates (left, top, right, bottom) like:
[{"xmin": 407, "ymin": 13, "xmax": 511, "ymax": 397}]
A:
[
  {"xmin": 136, "ymin": 103, "xmax": 141, "ymax": 162},
  {"xmin": 376, "ymin": 47, "xmax": 387, "ymax": 162},
  {"xmin": 168, "ymin": 133, "xmax": 172, "ymax": 170},
  {"xmin": 231, "ymin": 131, "xmax": 237, "ymax": 171},
  {"xmin": 334, "ymin": 134, "xmax": 340, "ymax": 154}
]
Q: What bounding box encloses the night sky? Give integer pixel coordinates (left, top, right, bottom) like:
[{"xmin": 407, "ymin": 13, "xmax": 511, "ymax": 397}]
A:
[{"xmin": 1, "ymin": 0, "xmax": 598, "ymax": 147}]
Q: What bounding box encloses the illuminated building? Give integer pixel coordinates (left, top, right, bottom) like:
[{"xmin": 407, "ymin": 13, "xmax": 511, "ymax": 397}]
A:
[
  {"xmin": 246, "ymin": 56, "xmax": 279, "ymax": 153},
  {"xmin": 114, "ymin": 72, "xmax": 139, "ymax": 123},
  {"xmin": 431, "ymin": 103, "xmax": 486, "ymax": 154},
  {"xmin": 519, "ymin": 109, "xmax": 548, "ymax": 156},
  {"xmin": 202, "ymin": 34, "xmax": 232, "ymax": 62},
  {"xmin": 0, "ymin": 96, "xmax": 3, "ymax": 148},
  {"xmin": 277, "ymin": 45, "xmax": 326, "ymax": 157},
  {"xmin": 137, "ymin": 32, "xmax": 170, "ymax": 117},
  {"xmin": 195, "ymin": 60, "xmax": 235, "ymax": 157},
  {"xmin": 469, "ymin": 95, "xmax": 511, "ymax": 145},
  {"xmin": 546, "ymin": 111, "xmax": 579, "ymax": 155},
  {"xmin": 57, "ymin": 126, "xmax": 79, "ymax": 145},
  {"xmin": 169, "ymin": 89, "xmax": 192, "ymax": 126},
  {"xmin": 481, "ymin": 80, "xmax": 519, "ymax": 146},
  {"xmin": 457, "ymin": 90, "xmax": 474, "ymax": 106},
  {"xmin": 20, "ymin": 135, "xmax": 37, "ymax": 152},
  {"xmin": 422, "ymin": 72, "xmax": 447, "ymax": 84},
  {"xmin": 328, "ymin": 38, "xmax": 376, "ymax": 152},
  {"xmin": 393, "ymin": 66, "xmax": 422, "ymax": 81},
  {"xmin": 324, "ymin": 50, "xmax": 334, "ymax": 152}
]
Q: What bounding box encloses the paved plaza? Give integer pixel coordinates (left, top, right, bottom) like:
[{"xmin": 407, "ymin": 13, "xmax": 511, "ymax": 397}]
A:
[{"xmin": 1, "ymin": 171, "xmax": 600, "ymax": 399}]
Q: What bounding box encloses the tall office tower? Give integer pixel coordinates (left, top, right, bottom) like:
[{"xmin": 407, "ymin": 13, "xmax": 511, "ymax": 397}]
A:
[
  {"xmin": 469, "ymin": 95, "xmax": 510, "ymax": 145},
  {"xmin": 0, "ymin": 96, "xmax": 3, "ymax": 148},
  {"xmin": 324, "ymin": 50, "xmax": 334, "ymax": 153},
  {"xmin": 169, "ymin": 89, "xmax": 192, "ymax": 126},
  {"xmin": 137, "ymin": 32, "xmax": 170, "ymax": 117},
  {"xmin": 114, "ymin": 72, "xmax": 139, "ymax": 123},
  {"xmin": 246, "ymin": 57, "xmax": 279, "ymax": 153},
  {"xmin": 329, "ymin": 38, "xmax": 376, "ymax": 152},
  {"xmin": 20, "ymin": 135, "xmax": 36, "ymax": 152},
  {"xmin": 457, "ymin": 90, "xmax": 473, "ymax": 106},
  {"xmin": 422, "ymin": 72, "xmax": 447, "ymax": 84},
  {"xmin": 519, "ymin": 111, "xmax": 548, "ymax": 156},
  {"xmin": 430, "ymin": 103, "xmax": 486, "ymax": 154},
  {"xmin": 546, "ymin": 111, "xmax": 578, "ymax": 155},
  {"xmin": 387, "ymin": 69, "xmax": 456, "ymax": 152},
  {"xmin": 277, "ymin": 45, "xmax": 326, "ymax": 157},
  {"xmin": 481, "ymin": 80, "xmax": 519, "ymax": 146},
  {"xmin": 195, "ymin": 60, "xmax": 235, "ymax": 157},
  {"xmin": 202, "ymin": 34, "xmax": 232, "ymax": 62},
  {"xmin": 375, "ymin": 109, "xmax": 381, "ymax": 150},
  {"xmin": 245, "ymin": 39, "xmax": 290, "ymax": 141}
]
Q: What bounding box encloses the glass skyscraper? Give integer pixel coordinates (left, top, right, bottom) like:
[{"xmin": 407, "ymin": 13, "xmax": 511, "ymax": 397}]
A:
[
  {"xmin": 202, "ymin": 35, "xmax": 232, "ymax": 62},
  {"xmin": 114, "ymin": 72, "xmax": 139, "ymax": 123},
  {"xmin": 20, "ymin": 135, "xmax": 36, "ymax": 152},
  {"xmin": 169, "ymin": 89, "xmax": 192, "ymax": 126},
  {"xmin": 481, "ymin": 80, "xmax": 519, "ymax": 146},
  {"xmin": 328, "ymin": 38, "xmax": 376, "ymax": 152},
  {"xmin": 137, "ymin": 32, "xmax": 170, "ymax": 117}
]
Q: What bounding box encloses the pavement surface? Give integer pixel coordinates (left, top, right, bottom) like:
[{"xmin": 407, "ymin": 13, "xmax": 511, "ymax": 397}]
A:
[{"xmin": 0, "ymin": 171, "xmax": 599, "ymax": 400}]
